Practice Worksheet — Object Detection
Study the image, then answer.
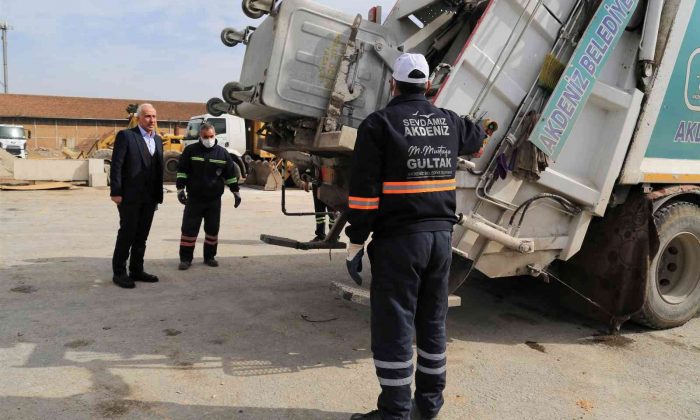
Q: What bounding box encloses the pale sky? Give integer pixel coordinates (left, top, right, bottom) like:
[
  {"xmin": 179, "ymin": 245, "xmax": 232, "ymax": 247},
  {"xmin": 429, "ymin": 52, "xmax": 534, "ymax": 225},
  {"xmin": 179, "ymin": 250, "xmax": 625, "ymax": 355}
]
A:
[{"xmin": 2, "ymin": 0, "xmax": 394, "ymax": 102}]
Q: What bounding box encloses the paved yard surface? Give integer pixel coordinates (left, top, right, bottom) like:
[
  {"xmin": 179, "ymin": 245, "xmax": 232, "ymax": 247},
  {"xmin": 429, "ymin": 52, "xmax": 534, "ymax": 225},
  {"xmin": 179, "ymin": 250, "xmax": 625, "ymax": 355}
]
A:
[{"xmin": 0, "ymin": 187, "xmax": 698, "ymax": 419}]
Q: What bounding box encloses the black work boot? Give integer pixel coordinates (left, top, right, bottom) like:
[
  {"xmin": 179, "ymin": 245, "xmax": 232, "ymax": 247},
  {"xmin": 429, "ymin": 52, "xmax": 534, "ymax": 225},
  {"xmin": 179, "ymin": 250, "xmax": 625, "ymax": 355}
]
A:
[
  {"xmin": 129, "ymin": 271, "xmax": 159, "ymax": 282},
  {"xmin": 310, "ymin": 234, "xmax": 326, "ymax": 242},
  {"xmin": 178, "ymin": 261, "xmax": 191, "ymax": 270},
  {"xmin": 204, "ymin": 258, "xmax": 219, "ymax": 267},
  {"xmin": 350, "ymin": 410, "xmax": 381, "ymax": 420},
  {"xmin": 113, "ymin": 273, "xmax": 135, "ymax": 289},
  {"xmin": 411, "ymin": 400, "xmax": 439, "ymax": 420}
]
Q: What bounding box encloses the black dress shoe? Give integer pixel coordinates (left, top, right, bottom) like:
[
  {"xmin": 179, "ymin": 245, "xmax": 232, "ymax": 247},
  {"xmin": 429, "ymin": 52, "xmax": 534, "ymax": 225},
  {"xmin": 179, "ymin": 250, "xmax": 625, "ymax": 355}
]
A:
[
  {"xmin": 113, "ymin": 273, "xmax": 135, "ymax": 289},
  {"xmin": 204, "ymin": 258, "xmax": 219, "ymax": 267},
  {"xmin": 129, "ymin": 271, "xmax": 159, "ymax": 282},
  {"xmin": 350, "ymin": 410, "xmax": 381, "ymax": 420},
  {"xmin": 178, "ymin": 261, "xmax": 191, "ymax": 270}
]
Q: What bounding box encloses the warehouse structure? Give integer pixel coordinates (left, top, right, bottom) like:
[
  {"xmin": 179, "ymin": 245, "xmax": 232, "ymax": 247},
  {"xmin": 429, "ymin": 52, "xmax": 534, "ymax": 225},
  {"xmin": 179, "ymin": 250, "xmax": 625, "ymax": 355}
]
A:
[{"xmin": 0, "ymin": 94, "xmax": 204, "ymax": 151}]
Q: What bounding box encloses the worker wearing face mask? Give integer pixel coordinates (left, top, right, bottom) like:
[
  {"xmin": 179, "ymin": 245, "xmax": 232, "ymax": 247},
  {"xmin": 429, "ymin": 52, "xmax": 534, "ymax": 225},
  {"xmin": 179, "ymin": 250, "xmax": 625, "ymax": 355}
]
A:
[{"xmin": 175, "ymin": 122, "xmax": 242, "ymax": 270}]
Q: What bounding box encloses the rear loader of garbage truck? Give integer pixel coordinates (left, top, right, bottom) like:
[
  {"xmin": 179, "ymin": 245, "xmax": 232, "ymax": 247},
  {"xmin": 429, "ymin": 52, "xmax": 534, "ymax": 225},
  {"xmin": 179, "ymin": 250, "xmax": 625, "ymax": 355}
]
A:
[{"xmin": 211, "ymin": 0, "xmax": 700, "ymax": 329}]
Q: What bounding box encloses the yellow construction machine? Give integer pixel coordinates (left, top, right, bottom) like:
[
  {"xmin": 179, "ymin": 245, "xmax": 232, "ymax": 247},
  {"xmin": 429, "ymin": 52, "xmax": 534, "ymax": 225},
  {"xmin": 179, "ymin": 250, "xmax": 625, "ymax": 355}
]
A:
[
  {"xmin": 243, "ymin": 119, "xmax": 306, "ymax": 190},
  {"xmin": 243, "ymin": 120, "xmax": 283, "ymax": 190}
]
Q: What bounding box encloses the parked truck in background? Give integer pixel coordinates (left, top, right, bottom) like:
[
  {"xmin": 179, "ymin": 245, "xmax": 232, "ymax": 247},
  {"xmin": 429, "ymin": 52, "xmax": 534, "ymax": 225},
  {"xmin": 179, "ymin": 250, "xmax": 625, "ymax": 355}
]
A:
[
  {"xmin": 0, "ymin": 124, "xmax": 28, "ymax": 159},
  {"xmin": 209, "ymin": 0, "xmax": 700, "ymax": 329}
]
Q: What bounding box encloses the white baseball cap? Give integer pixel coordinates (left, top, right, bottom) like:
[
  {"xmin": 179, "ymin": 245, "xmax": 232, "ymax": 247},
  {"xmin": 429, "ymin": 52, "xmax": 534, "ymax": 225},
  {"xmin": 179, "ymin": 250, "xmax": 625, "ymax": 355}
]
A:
[{"xmin": 392, "ymin": 53, "xmax": 429, "ymax": 84}]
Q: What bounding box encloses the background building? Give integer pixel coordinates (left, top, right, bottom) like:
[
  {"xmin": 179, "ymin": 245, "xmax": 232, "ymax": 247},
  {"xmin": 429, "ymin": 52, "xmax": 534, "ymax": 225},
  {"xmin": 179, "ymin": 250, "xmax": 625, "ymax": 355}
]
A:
[{"xmin": 0, "ymin": 94, "xmax": 204, "ymax": 151}]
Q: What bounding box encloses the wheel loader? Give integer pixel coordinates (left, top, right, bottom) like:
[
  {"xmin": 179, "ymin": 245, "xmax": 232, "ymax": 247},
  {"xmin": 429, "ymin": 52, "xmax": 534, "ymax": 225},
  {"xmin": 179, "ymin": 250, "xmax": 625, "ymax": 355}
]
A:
[
  {"xmin": 210, "ymin": 0, "xmax": 700, "ymax": 329},
  {"xmin": 242, "ymin": 119, "xmax": 310, "ymax": 190},
  {"xmin": 204, "ymin": 103, "xmax": 310, "ymax": 190}
]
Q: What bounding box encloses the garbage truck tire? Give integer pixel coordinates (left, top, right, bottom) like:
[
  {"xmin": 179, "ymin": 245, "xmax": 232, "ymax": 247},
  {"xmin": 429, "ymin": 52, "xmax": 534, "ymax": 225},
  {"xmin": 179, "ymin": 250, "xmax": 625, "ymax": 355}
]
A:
[
  {"xmin": 635, "ymin": 201, "xmax": 700, "ymax": 329},
  {"xmin": 163, "ymin": 151, "xmax": 181, "ymax": 182}
]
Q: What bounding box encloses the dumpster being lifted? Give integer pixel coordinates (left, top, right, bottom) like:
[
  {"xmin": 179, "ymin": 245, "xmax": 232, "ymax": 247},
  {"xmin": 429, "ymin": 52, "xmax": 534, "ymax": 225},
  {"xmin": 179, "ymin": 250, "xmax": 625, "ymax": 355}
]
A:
[{"xmin": 209, "ymin": 0, "xmax": 700, "ymax": 330}]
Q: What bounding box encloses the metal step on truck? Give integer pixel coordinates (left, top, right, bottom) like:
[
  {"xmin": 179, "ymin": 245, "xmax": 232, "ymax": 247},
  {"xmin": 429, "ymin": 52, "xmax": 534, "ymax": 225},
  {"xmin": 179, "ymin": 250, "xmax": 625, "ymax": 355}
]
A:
[{"xmin": 208, "ymin": 0, "xmax": 700, "ymax": 330}]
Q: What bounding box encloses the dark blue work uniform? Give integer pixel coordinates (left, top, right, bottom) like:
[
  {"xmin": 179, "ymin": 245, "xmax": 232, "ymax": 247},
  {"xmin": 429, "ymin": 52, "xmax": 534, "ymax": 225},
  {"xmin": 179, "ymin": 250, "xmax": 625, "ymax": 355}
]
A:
[
  {"xmin": 346, "ymin": 93, "xmax": 484, "ymax": 420},
  {"xmin": 176, "ymin": 141, "xmax": 239, "ymax": 262}
]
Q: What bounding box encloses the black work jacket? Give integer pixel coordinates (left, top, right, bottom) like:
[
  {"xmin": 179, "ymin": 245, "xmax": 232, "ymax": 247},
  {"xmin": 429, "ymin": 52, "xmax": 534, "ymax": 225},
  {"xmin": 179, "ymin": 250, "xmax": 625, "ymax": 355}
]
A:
[
  {"xmin": 345, "ymin": 94, "xmax": 485, "ymax": 244},
  {"xmin": 176, "ymin": 141, "xmax": 239, "ymax": 202}
]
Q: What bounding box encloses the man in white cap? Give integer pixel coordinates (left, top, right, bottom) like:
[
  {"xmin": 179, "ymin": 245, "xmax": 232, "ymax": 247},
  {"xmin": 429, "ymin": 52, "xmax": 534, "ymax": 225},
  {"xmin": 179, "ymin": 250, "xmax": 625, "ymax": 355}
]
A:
[{"xmin": 345, "ymin": 53, "xmax": 485, "ymax": 420}]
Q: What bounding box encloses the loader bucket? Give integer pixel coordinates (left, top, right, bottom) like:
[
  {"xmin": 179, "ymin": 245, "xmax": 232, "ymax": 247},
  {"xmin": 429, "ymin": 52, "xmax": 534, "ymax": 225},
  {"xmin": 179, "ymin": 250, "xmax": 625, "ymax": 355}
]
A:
[{"xmin": 244, "ymin": 160, "xmax": 283, "ymax": 191}]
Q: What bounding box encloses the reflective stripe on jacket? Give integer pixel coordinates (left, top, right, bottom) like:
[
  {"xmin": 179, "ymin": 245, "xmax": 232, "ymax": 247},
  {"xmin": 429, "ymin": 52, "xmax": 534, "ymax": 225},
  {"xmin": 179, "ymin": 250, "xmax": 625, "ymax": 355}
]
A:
[
  {"xmin": 345, "ymin": 93, "xmax": 485, "ymax": 244},
  {"xmin": 176, "ymin": 141, "xmax": 239, "ymax": 202}
]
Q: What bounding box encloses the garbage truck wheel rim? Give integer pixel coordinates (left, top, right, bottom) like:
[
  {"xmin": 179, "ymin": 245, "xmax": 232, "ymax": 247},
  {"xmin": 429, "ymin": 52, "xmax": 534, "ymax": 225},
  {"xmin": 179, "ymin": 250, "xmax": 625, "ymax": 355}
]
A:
[{"xmin": 655, "ymin": 231, "xmax": 700, "ymax": 305}]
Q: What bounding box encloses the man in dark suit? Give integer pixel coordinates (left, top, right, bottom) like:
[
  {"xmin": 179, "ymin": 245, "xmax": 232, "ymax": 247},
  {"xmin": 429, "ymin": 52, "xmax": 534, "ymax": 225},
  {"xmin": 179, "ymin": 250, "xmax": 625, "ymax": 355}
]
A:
[{"xmin": 110, "ymin": 103, "xmax": 164, "ymax": 288}]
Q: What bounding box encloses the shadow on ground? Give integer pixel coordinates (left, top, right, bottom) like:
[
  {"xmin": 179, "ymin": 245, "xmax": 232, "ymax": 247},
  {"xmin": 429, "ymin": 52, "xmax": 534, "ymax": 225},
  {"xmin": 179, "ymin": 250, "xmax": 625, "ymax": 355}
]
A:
[
  {"xmin": 3, "ymin": 254, "xmax": 693, "ymax": 418},
  {"xmin": 1, "ymin": 254, "xmax": 368, "ymax": 418},
  {"xmin": 0, "ymin": 396, "xmax": 349, "ymax": 419}
]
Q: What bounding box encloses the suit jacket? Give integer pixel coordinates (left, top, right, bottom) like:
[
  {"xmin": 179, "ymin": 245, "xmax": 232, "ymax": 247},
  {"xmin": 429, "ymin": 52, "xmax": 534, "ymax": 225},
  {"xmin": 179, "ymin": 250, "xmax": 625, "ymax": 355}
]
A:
[{"xmin": 110, "ymin": 126, "xmax": 164, "ymax": 204}]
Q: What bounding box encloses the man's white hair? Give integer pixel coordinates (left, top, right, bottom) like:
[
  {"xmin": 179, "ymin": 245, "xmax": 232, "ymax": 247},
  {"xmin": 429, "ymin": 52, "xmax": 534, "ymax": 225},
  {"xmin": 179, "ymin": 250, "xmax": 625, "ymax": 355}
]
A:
[{"xmin": 136, "ymin": 103, "xmax": 155, "ymax": 117}]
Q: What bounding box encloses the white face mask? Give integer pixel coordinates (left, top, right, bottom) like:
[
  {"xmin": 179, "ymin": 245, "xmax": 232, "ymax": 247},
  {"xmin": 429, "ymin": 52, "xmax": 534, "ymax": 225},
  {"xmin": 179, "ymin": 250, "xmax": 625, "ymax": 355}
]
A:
[{"xmin": 201, "ymin": 138, "xmax": 215, "ymax": 148}]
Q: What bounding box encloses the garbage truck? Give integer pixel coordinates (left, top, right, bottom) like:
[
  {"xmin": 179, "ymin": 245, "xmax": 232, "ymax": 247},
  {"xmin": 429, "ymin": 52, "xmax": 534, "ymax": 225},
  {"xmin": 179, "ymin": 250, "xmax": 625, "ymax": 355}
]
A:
[{"xmin": 208, "ymin": 0, "xmax": 700, "ymax": 329}]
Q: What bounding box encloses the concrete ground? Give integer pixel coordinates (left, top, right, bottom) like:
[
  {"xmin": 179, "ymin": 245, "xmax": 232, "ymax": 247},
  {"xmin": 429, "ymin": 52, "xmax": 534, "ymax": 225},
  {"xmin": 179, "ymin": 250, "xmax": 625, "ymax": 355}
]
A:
[{"xmin": 0, "ymin": 187, "xmax": 698, "ymax": 420}]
